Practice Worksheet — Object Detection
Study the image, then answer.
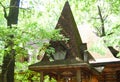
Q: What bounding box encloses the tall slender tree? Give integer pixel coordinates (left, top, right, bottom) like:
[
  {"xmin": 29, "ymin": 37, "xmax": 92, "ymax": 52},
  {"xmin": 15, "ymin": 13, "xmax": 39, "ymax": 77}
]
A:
[{"xmin": 1, "ymin": 0, "xmax": 20, "ymax": 82}]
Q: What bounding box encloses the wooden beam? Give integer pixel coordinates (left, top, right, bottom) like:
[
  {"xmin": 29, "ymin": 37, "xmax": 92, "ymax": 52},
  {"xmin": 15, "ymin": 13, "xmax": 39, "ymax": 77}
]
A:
[
  {"xmin": 91, "ymin": 61, "xmax": 120, "ymax": 67},
  {"xmin": 76, "ymin": 70, "xmax": 81, "ymax": 82}
]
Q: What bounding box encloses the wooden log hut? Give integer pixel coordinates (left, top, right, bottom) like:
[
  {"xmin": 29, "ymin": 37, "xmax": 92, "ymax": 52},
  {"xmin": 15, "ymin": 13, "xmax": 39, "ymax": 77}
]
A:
[{"xmin": 29, "ymin": 1, "xmax": 120, "ymax": 82}]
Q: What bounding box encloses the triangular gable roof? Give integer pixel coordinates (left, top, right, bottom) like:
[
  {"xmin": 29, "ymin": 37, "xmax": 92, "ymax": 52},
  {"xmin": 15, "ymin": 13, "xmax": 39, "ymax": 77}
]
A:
[
  {"xmin": 41, "ymin": 1, "xmax": 84, "ymax": 62},
  {"xmin": 54, "ymin": 1, "xmax": 83, "ymax": 59},
  {"xmin": 29, "ymin": 1, "xmax": 86, "ymax": 71}
]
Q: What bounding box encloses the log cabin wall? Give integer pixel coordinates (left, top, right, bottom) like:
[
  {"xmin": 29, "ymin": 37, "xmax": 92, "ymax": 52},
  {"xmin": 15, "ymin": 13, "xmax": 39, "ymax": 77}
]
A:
[
  {"xmin": 97, "ymin": 72, "xmax": 117, "ymax": 82},
  {"xmin": 103, "ymin": 64, "xmax": 120, "ymax": 82},
  {"xmin": 103, "ymin": 72, "xmax": 117, "ymax": 82},
  {"xmin": 95, "ymin": 63, "xmax": 120, "ymax": 82},
  {"xmin": 116, "ymin": 70, "xmax": 120, "ymax": 82}
]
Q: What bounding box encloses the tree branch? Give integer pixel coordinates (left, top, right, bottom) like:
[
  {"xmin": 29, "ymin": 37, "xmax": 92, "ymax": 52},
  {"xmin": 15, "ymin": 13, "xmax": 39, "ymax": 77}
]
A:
[
  {"xmin": 97, "ymin": 5, "xmax": 105, "ymax": 36},
  {"xmin": 103, "ymin": 15, "xmax": 108, "ymax": 21},
  {"xmin": 0, "ymin": 2, "xmax": 8, "ymax": 20}
]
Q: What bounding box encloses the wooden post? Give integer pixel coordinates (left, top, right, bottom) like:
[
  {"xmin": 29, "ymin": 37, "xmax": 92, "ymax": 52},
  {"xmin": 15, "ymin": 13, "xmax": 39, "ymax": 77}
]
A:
[
  {"xmin": 76, "ymin": 70, "xmax": 81, "ymax": 82},
  {"xmin": 40, "ymin": 72, "xmax": 44, "ymax": 82},
  {"xmin": 84, "ymin": 50, "xmax": 89, "ymax": 63},
  {"xmin": 57, "ymin": 75, "xmax": 60, "ymax": 82}
]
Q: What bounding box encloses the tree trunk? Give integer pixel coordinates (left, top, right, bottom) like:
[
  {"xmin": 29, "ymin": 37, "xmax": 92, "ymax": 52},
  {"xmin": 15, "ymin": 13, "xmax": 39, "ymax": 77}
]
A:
[
  {"xmin": 7, "ymin": 0, "xmax": 20, "ymax": 26},
  {"xmin": 2, "ymin": 49, "xmax": 15, "ymax": 82},
  {"xmin": 1, "ymin": 0, "xmax": 20, "ymax": 82}
]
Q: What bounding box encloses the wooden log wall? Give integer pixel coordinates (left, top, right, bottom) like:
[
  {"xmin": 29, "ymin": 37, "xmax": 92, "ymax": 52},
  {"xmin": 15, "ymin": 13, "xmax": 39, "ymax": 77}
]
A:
[{"xmin": 96, "ymin": 63, "xmax": 120, "ymax": 82}]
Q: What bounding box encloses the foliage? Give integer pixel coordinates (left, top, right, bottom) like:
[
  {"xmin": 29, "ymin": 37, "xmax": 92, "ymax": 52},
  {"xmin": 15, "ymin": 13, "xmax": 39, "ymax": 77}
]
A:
[
  {"xmin": 0, "ymin": 0, "xmax": 66, "ymax": 82},
  {"xmin": 0, "ymin": 0, "xmax": 120, "ymax": 81},
  {"xmin": 15, "ymin": 70, "xmax": 40, "ymax": 82},
  {"xmin": 44, "ymin": 75, "xmax": 57, "ymax": 82},
  {"xmin": 104, "ymin": 25, "xmax": 120, "ymax": 46}
]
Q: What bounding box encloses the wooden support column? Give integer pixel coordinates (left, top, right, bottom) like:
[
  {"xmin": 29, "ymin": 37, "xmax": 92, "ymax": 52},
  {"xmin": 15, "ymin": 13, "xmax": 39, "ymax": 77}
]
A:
[
  {"xmin": 40, "ymin": 72, "xmax": 44, "ymax": 82},
  {"xmin": 84, "ymin": 50, "xmax": 89, "ymax": 63},
  {"xmin": 76, "ymin": 70, "xmax": 82, "ymax": 82},
  {"xmin": 57, "ymin": 74, "xmax": 61, "ymax": 82}
]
